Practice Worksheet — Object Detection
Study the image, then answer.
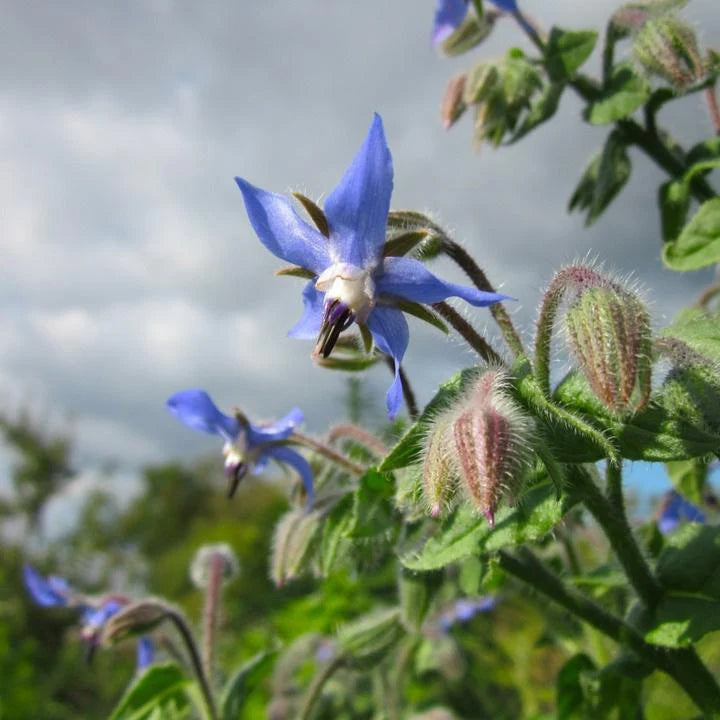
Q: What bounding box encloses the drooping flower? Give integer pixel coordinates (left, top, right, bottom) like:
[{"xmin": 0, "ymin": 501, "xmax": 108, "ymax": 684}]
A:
[
  {"xmin": 235, "ymin": 115, "xmax": 508, "ymax": 418},
  {"xmin": 657, "ymin": 490, "xmax": 705, "ymax": 535},
  {"xmin": 166, "ymin": 389, "xmax": 314, "ymax": 505},
  {"xmin": 22, "ymin": 564, "xmax": 155, "ymax": 669},
  {"xmin": 432, "ymin": 0, "xmax": 519, "ymax": 44}
]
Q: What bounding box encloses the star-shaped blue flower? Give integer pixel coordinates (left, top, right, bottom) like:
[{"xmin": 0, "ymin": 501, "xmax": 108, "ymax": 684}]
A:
[
  {"xmin": 432, "ymin": 0, "xmax": 519, "ymax": 45},
  {"xmin": 22, "ymin": 565, "xmax": 155, "ymax": 669},
  {"xmin": 657, "ymin": 490, "xmax": 705, "ymax": 535},
  {"xmin": 235, "ymin": 115, "xmax": 508, "ymax": 418},
  {"xmin": 166, "ymin": 389, "xmax": 314, "ymax": 506}
]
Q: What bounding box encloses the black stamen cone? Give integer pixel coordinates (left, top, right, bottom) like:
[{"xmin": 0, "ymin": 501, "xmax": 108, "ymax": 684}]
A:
[
  {"xmin": 315, "ymin": 300, "xmax": 354, "ymax": 358},
  {"xmin": 227, "ymin": 462, "xmax": 247, "ymax": 499}
]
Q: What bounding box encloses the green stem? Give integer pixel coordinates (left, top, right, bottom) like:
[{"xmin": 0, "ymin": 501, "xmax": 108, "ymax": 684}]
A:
[
  {"xmin": 572, "ymin": 465, "xmax": 662, "ymax": 610},
  {"xmin": 497, "ymin": 548, "xmax": 720, "ymax": 716},
  {"xmin": 201, "ymin": 552, "xmax": 224, "ymax": 689},
  {"xmin": 706, "ymin": 85, "xmax": 720, "ymax": 136},
  {"xmin": 438, "ymin": 238, "xmax": 525, "ymax": 357},
  {"xmin": 432, "ymin": 301, "xmax": 503, "ymax": 365},
  {"xmin": 297, "ymin": 654, "xmax": 345, "ymax": 720},
  {"xmin": 326, "ymin": 424, "xmax": 388, "ymax": 457}
]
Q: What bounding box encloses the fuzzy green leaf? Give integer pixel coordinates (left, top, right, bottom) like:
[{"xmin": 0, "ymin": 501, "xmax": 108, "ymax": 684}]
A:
[
  {"xmin": 401, "ymin": 480, "xmax": 570, "ymax": 571},
  {"xmin": 634, "ymin": 595, "xmax": 720, "ymax": 647},
  {"xmin": 665, "ymin": 458, "xmax": 708, "ymax": 504},
  {"xmin": 545, "ymin": 28, "xmax": 598, "ymax": 82},
  {"xmin": 659, "ymin": 180, "xmax": 691, "ymax": 243},
  {"xmin": 221, "ymin": 650, "xmax": 278, "ymax": 720},
  {"xmin": 109, "ymin": 664, "xmax": 191, "ymax": 720},
  {"xmin": 663, "ymin": 198, "xmax": 720, "ymax": 271},
  {"xmin": 586, "ymin": 64, "xmax": 650, "ymax": 124}
]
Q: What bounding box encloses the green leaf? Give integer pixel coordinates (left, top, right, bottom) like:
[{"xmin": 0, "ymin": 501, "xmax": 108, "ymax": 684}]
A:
[
  {"xmin": 656, "ymin": 524, "xmax": 720, "ymax": 600},
  {"xmin": 634, "ymin": 595, "xmax": 720, "ymax": 647},
  {"xmin": 586, "ymin": 63, "xmax": 650, "ymax": 124},
  {"xmin": 659, "ymin": 180, "xmax": 690, "ymax": 243},
  {"xmin": 662, "ymin": 306, "xmax": 720, "ymax": 362},
  {"xmin": 221, "ymin": 650, "xmax": 278, "ymax": 720},
  {"xmin": 379, "ymin": 368, "xmax": 479, "ymax": 472},
  {"xmin": 663, "ymin": 198, "xmax": 720, "ymax": 271},
  {"xmin": 665, "ymin": 458, "xmax": 708, "ymax": 504},
  {"xmin": 109, "ymin": 664, "xmax": 191, "ymax": 720},
  {"xmin": 553, "ymin": 371, "xmax": 720, "ymax": 462},
  {"xmin": 399, "ymin": 568, "xmax": 442, "ymax": 633},
  {"xmin": 507, "ymin": 82, "xmax": 564, "ymax": 144},
  {"xmin": 568, "ymin": 131, "xmax": 631, "ymax": 225},
  {"xmin": 545, "ymin": 28, "xmax": 598, "ymax": 82},
  {"xmin": 349, "ymin": 468, "xmax": 395, "ymax": 539},
  {"xmin": 401, "ymin": 480, "xmax": 570, "ymax": 571},
  {"xmin": 687, "ymin": 136, "xmax": 720, "ymax": 166},
  {"xmin": 556, "ymin": 653, "xmax": 596, "ymax": 720}
]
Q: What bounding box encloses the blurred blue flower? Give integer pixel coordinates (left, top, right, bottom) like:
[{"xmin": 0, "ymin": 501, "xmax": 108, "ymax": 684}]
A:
[
  {"xmin": 432, "ymin": 0, "xmax": 519, "ymax": 45},
  {"xmin": 657, "ymin": 490, "xmax": 705, "ymax": 534},
  {"xmin": 235, "ymin": 115, "xmax": 508, "ymax": 418},
  {"xmin": 166, "ymin": 389, "xmax": 314, "ymax": 506},
  {"xmin": 23, "ymin": 564, "xmax": 154, "ymax": 669},
  {"xmin": 438, "ymin": 595, "xmax": 497, "ymax": 631}
]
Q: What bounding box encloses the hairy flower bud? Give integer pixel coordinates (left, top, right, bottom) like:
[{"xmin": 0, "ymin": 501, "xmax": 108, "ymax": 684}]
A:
[
  {"xmin": 421, "ymin": 409, "xmax": 460, "ymax": 518},
  {"xmin": 190, "ymin": 543, "xmax": 240, "ymax": 590},
  {"xmin": 337, "ymin": 608, "xmax": 403, "ymax": 666},
  {"xmin": 564, "ymin": 281, "xmax": 652, "ymax": 414},
  {"xmin": 100, "ymin": 598, "xmax": 172, "ymax": 645},
  {"xmin": 441, "ymin": 74, "xmax": 468, "ymax": 130},
  {"xmin": 270, "ymin": 508, "xmax": 323, "ymax": 587},
  {"xmin": 633, "ymin": 16, "xmax": 706, "ymax": 89},
  {"xmin": 450, "ymin": 371, "xmax": 534, "ymax": 527}
]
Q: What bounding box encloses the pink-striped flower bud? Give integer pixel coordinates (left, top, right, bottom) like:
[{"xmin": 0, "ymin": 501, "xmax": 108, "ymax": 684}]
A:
[
  {"xmin": 450, "ymin": 371, "xmax": 534, "ymax": 527},
  {"xmin": 564, "ymin": 278, "xmax": 652, "ymax": 415},
  {"xmin": 441, "ymin": 74, "xmax": 468, "ymax": 130}
]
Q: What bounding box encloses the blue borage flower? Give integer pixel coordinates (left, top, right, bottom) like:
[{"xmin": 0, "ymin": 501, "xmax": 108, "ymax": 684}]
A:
[
  {"xmin": 657, "ymin": 490, "xmax": 705, "ymax": 535},
  {"xmin": 235, "ymin": 115, "xmax": 508, "ymax": 418},
  {"xmin": 166, "ymin": 389, "xmax": 314, "ymax": 506},
  {"xmin": 438, "ymin": 595, "xmax": 497, "ymax": 631},
  {"xmin": 22, "ymin": 564, "xmax": 154, "ymax": 669},
  {"xmin": 432, "ymin": 0, "xmax": 519, "ymax": 45}
]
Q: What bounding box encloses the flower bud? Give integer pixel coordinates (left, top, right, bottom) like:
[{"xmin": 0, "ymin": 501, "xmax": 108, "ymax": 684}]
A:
[
  {"xmin": 189, "ymin": 543, "xmax": 240, "ymax": 590},
  {"xmin": 100, "ymin": 598, "xmax": 172, "ymax": 646},
  {"xmin": 270, "ymin": 508, "xmax": 322, "ymax": 587},
  {"xmin": 421, "ymin": 409, "xmax": 460, "ymax": 518},
  {"xmin": 451, "ymin": 371, "xmax": 534, "ymax": 527},
  {"xmin": 441, "ymin": 74, "xmax": 468, "ymax": 130},
  {"xmin": 337, "ymin": 607, "xmax": 403, "ymax": 666},
  {"xmin": 633, "ymin": 16, "xmax": 706, "ymax": 89},
  {"xmin": 564, "ymin": 281, "xmax": 652, "ymax": 414}
]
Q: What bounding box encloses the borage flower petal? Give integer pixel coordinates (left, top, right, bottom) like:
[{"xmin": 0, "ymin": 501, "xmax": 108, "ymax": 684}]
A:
[
  {"xmin": 234, "ymin": 179, "xmax": 331, "ymax": 275},
  {"xmin": 136, "ymin": 636, "xmax": 155, "ymax": 670},
  {"xmin": 166, "ymin": 389, "xmax": 239, "ymax": 441},
  {"xmin": 23, "ymin": 564, "xmax": 71, "ymax": 607},
  {"xmin": 261, "ymin": 444, "xmax": 315, "ymax": 507},
  {"xmin": 432, "ymin": 0, "xmax": 470, "ymax": 44},
  {"xmin": 288, "ymin": 282, "xmax": 324, "ymax": 340},
  {"xmin": 367, "ymin": 306, "xmax": 409, "ymax": 419},
  {"xmin": 323, "ymin": 113, "xmax": 393, "ymax": 269}
]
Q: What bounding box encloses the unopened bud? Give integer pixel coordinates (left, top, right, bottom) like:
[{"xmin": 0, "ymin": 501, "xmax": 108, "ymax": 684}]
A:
[
  {"xmin": 270, "ymin": 508, "xmax": 322, "ymax": 587},
  {"xmin": 100, "ymin": 599, "xmax": 172, "ymax": 646},
  {"xmin": 451, "ymin": 372, "xmax": 534, "ymax": 527},
  {"xmin": 441, "ymin": 74, "xmax": 467, "ymax": 130},
  {"xmin": 190, "ymin": 543, "xmax": 240, "ymax": 589},
  {"xmin": 442, "ymin": 9, "xmax": 499, "ymax": 57},
  {"xmin": 421, "ymin": 409, "xmax": 459, "ymax": 518},
  {"xmin": 633, "ymin": 16, "xmax": 706, "ymax": 89},
  {"xmin": 337, "ymin": 607, "xmax": 403, "ymax": 666},
  {"xmin": 565, "ymin": 282, "xmax": 651, "ymax": 414}
]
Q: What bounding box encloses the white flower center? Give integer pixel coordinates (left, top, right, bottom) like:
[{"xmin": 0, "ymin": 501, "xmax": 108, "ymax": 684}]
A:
[
  {"xmin": 315, "ymin": 263, "xmax": 376, "ymax": 322},
  {"xmin": 222, "ymin": 431, "xmax": 249, "ymax": 472}
]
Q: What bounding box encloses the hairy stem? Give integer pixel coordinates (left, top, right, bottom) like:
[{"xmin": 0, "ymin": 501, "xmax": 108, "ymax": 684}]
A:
[
  {"xmin": 572, "ymin": 465, "xmax": 662, "ymax": 610},
  {"xmin": 297, "ymin": 654, "xmax": 346, "ymax": 720},
  {"xmin": 432, "ymin": 301, "xmax": 503, "ymax": 365},
  {"xmin": 438, "ymin": 238, "xmax": 525, "ymax": 357},
  {"xmin": 167, "ymin": 608, "xmax": 218, "ymax": 720},
  {"xmin": 706, "ymin": 85, "xmax": 720, "ymax": 136},
  {"xmin": 326, "ymin": 424, "xmax": 388, "ymax": 457},
  {"xmin": 290, "ymin": 432, "xmax": 366, "ymax": 476},
  {"xmin": 201, "ymin": 552, "xmax": 224, "ymax": 688},
  {"xmin": 497, "ymin": 548, "xmax": 720, "ymax": 716}
]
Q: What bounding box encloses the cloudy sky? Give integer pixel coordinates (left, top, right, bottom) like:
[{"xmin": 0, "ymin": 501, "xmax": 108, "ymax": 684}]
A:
[{"xmin": 1, "ymin": 0, "xmax": 718, "ymax": 486}]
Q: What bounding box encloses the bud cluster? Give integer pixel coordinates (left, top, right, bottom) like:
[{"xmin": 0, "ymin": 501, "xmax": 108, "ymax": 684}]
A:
[{"xmin": 421, "ymin": 368, "xmax": 534, "ymax": 526}]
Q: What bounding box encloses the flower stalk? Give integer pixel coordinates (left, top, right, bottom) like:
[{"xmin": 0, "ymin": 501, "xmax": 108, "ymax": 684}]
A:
[
  {"xmin": 289, "ymin": 432, "xmax": 366, "ymax": 476},
  {"xmin": 432, "ymin": 301, "xmax": 503, "ymax": 364},
  {"xmin": 201, "ymin": 551, "xmax": 225, "ymax": 686}
]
